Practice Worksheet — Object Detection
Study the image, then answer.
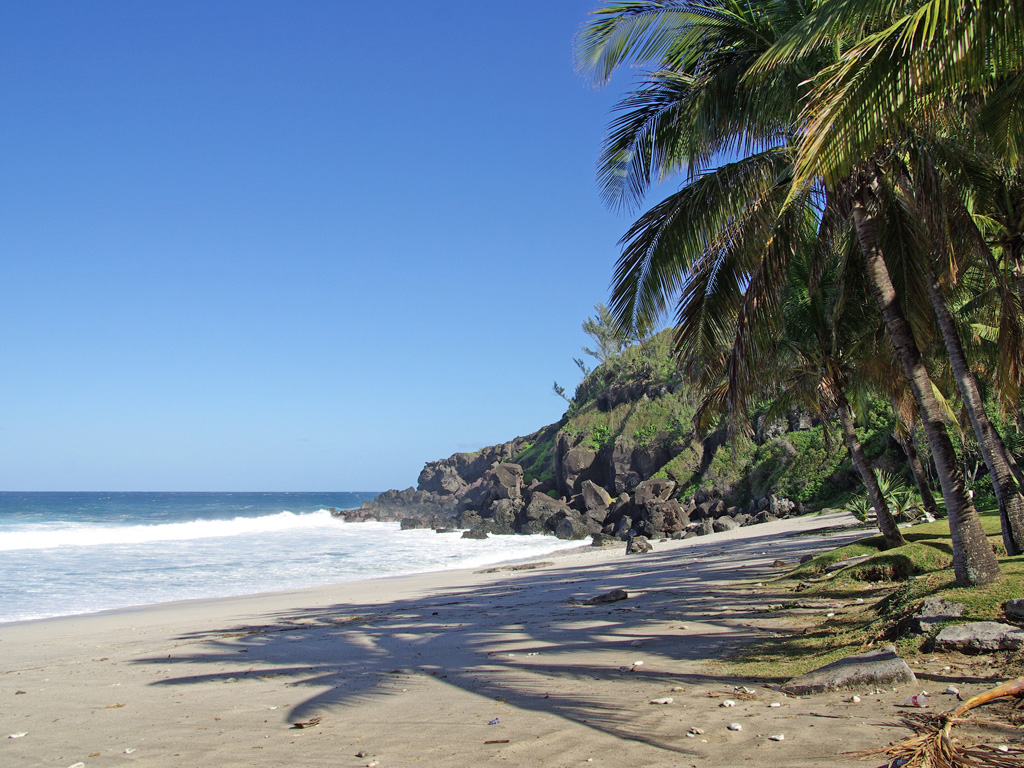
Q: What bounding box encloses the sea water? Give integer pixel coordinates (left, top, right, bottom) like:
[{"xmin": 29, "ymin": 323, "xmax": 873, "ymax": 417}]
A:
[{"xmin": 0, "ymin": 492, "xmax": 587, "ymax": 624}]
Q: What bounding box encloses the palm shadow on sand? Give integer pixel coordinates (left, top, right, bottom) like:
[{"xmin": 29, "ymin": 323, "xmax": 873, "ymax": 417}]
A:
[{"xmin": 134, "ymin": 522, "xmax": 865, "ymax": 755}]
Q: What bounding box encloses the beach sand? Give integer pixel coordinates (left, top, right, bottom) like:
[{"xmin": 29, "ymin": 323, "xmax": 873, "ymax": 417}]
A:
[{"xmin": 0, "ymin": 512, "xmax": 989, "ymax": 767}]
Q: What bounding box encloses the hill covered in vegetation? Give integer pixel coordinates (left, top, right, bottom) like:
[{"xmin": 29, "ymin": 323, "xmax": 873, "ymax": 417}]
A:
[{"xmin": 341, "ymin": 325, "xmax": 917, "ymax": 541}]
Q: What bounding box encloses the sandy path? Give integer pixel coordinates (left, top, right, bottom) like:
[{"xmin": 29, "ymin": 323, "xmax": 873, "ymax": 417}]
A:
[{"xmin": 1, "ymin": 513, "xmax": 979, "ymax": 767}]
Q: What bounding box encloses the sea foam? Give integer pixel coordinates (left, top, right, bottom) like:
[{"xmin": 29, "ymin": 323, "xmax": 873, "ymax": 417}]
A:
[{"xmin": 0, "ymin": 509, "xmax": 343, "ymax": 551}]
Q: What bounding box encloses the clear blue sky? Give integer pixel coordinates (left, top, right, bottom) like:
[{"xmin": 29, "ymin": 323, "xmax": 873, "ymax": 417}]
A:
[{"xmin": 0, "ymin": 1, "xmax": 640, "ymax": 492}]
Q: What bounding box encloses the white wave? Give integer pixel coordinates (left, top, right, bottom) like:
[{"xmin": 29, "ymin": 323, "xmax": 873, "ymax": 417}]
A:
[{"xmin": 0, "ymin": 510, "xmax": 348, "ymax": 551}]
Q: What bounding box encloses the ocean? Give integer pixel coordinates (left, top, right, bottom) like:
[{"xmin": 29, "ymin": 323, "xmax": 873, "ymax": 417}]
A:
[{"xmin": 0, "ymin": 492, "xmax": 588, "ymax": 624}]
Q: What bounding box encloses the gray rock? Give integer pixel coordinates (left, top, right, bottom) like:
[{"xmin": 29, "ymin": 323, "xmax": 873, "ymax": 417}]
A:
[
  {"xmin": 461, "ymin": 529, "xmax": 489, "ymax": 540},
  {"xmin": 712, "ymin": 516, "xmax": 740, "ymax": 533},
  {"xmin": 586, "ymin": 588, "xmax": 628, "ymax": 605},
  {"xmin": 934, "ymin": 622, "xmax": 1024, "ymax": 652},
  {"xmin": 1003, "ymin": 599, "xmax": 1024, "ymax": 623},
  {"xmin": 590, "ymin": 533, "xmax": 618, "ymax": 547},
  {"xmin": 782, "ymin": 644, "xmax": 916, "ymax": 695},
  {"xmin": 625, "ymin": 535, "xmax": 652, "ymax": 555},
  {"xmin": 697, "ymin": 518, "xmax": 715, "ymax": 536},
  {"xmin": 902, "ymin": 597, "xmax": 965, "ymax": 634}
]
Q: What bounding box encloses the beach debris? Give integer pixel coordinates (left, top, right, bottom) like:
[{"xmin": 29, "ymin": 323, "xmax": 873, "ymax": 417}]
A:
[
  {"xmin": 769, "ymin": 734, "xmax": 785, "ymax": 741},
  {"xmin": 769, "ymin": 702, "xmax": 781, "ymax": 708},
  {"xmin": 586, "ymin": 588, "xmax": 628, "ymax": 605},
  {"xmin": 8, "ymin": 732, "xmax": 27, "ymax": 739},
  {"xmin": 123, "ymin": 749, "xmax": 136, "ymax": 754},
  {"xmin": 67, "ymin": 764, "xmax": 85, "ymax": 768},
  {"xmin": 728, "ymin": 722, "xmax": 743, "ymax": 731},
  {"xmin": 488, "ymin": 718, "xmax": 500, "ymax": 725},
  {"xmin": 14, "ymin": 690, "xmax": 25, "ymax": 695},
  {"xmin": 944, "ymin": 686, "xmax": 960, "ymax": 696},
  {"xmin": 355, "ymin": 752, "xmax": 370, "ymax": 758},
  {"xmin": 291, "ymin": 716, "xmax": 323, "ymax": 729},
  {"xmin": 847, "ymin": 695, "xmax": 861, "ymax": 704},
  {"xmin": 734, "ymin": 685, "xmax": 756, "ymax": 695},
  {"xmin": 686, "ymin": 727, "xmax": 705, "ymax": 737},
  {"xmin": 484, "ymin": 739, "xmax": 510, "ymax": 744},
  {"xmin": 649, "ymin": 697, "xmax": 674, "ymax": 705},
  {"xmin": 855, "ymin": 676, "xmax": 1024, "ymax": 768},
  {"xmin": 367, "ymin": 761, "xmax": 379, "ymax": 767},
  {"xmin": 618, "ymin": 660, "xmax": 644, "ymax": 673},
  {"xmin": 669, "ymin": 686, "xmax": 685, "ymax": 692},
  {"xmin": 901, "ymin": 693, "xmax": 929, "ymax": 708},
  {"xmin": 721, "ymin": 700, "xmax": 736, "ymax": 707},
  {"xmin": 105, "ymin": 702, "xmax": 124, "ymax": 708}
]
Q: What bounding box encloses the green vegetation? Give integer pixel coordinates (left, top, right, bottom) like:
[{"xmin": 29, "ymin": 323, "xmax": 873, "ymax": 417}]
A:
[{"xmin": 721, "ymin": 510, "xmax": 1023, "ymax": 681}]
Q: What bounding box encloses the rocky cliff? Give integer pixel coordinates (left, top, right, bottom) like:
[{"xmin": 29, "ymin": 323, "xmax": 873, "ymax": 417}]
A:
[{"xmin": 337, "ymin": 331, "xmax": 888, "ymax": 542}]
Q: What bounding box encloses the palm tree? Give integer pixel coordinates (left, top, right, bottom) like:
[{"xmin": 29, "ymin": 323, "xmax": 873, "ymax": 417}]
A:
[
  {"xmin": 576, "ymin": 0, "xmax": 1003, "ymax": 584},
  {"xmin": 722, "ymin": 239, "xmax": 908, "ymax": 548}
]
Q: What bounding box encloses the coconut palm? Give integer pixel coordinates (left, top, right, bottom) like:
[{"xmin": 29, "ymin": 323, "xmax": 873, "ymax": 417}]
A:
[{"xmin": 576, "ymin": 0, "xmax": 1003, "ymax": 584}]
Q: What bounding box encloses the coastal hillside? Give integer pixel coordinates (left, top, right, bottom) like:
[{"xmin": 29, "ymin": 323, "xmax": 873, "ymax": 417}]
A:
[{"xmin": 340, "ymin": 329, "xmax": 905, "ymax": 541}]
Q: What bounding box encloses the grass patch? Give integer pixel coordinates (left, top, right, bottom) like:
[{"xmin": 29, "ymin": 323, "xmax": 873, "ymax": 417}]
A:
[{"xmin": 719, "ymin": 509, "xmax": 1024, "ymax": 681}]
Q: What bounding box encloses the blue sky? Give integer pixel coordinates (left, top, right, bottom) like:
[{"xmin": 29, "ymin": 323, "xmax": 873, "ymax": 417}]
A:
[{"xmin": 0, "ymin": 1, "xmax": 644, "ymax": 491}]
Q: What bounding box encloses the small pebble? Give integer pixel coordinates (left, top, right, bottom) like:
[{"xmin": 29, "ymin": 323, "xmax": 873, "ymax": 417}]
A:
[
  {"xmin": 669, "ymin": 686, "xmax": 685, "ymax": 692},
  {"xmin": 68, "ymin": 764, "xmax": 86, "ymax": 768},
  {"xmin": 997, "ymin": 745, "xmax": 1009, "ymax": 753},
  {"xmin": 856, "ymin": 598, "xmax": 864, "ymax": 603},
  {"xmin": 944, "ymin": 686, "xmax": 959, "ymax": 695},
  {"xmin": 630, "ymin": 640, "xmax": 643, "ymax": 647},
  {"xmin": 769, "ymin": 702, "xmax": 781, "ymax": 708},
  {"xmin": 689, "ymin": 727, "xmax": 704, "ymax": 735},
  {"xmin": 848, "ymin": 695, "xmax": 861, "ymax": 704},
  {"xmin": 721, "ymin": 700, "xmax": 736, "ymax": 708},
  {"xmin": 769, "ymin": 734, "xmax": 785, "ymax": 741},
  {"xmin": 650, "ymin": 697, "xmax": 673, "ymax": 705},
  {"xmin": 728, "ymin": 723, "xmax": 742, "ymax": 731},
  {"xmin": 825, "ymin": 612, "xmax": 835, "ymax": 618},
  {"xmin": 124, "ymin": 749, "xmax": 136, "ymax": 754},
  {"xmin": 940, "ymin": 666, "xmax": 952, "ymax": 673},
  {"xmin": 367, "ymin": 762, "xmax": 379, "ymax": 768}
]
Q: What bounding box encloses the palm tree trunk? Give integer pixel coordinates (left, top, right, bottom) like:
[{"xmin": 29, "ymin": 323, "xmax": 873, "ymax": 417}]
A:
[
  {"xmin": 837, "ymin": 395, "xmax": 906, "ymax": 548},
  {"xmin": 852, "ymin": 174, "xmax": 1001, "ymax": 586},
  {"xmin": 901, "ymin": 433, "xmax": 941, "ymax": 519},
  {"xmin": 925, "ymin": 264, "xmax": 1024, "ymax": 555}
]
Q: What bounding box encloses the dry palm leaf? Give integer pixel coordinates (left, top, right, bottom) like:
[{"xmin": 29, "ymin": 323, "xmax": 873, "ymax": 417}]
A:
[{"xmin": 854, "ymin": 677, "xmax": 1024, "ymax": 767}]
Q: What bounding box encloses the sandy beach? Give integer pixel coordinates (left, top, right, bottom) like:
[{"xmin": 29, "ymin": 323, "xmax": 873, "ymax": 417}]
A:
[{"xmin": 0, "ymin": 512, "xmax": 986, "ymax": 767}]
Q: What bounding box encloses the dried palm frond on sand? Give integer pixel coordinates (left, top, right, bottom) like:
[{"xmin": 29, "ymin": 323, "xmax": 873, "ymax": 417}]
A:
[{"xmin": 855, "ymin": 677, "xmax": 1024, "ymax": 767}]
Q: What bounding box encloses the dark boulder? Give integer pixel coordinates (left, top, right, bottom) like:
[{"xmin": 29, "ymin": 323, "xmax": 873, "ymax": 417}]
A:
[
  {"xmin": 625, "ymin": 535, "xmax": 652, "ymax": 554},
  {"xmin": 644, "ymin": 498, "xmax": 688, "ymax": 534},
  {"xmin": 554, "ymin": 513, "xmax": 593, "ymax": 540},
  {"xmin": 634, "ymin": 478, "xmax": 676, "ymax": 507},
  {"xmin": 461, "ymin": 529, "xmax": 489, "ymax": 540},
  {"xmin": 580, "ymin": 479, "xmax": 613, "ymax": 514}
]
